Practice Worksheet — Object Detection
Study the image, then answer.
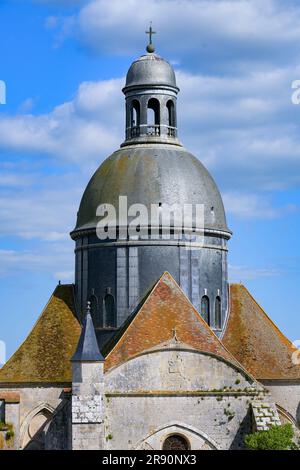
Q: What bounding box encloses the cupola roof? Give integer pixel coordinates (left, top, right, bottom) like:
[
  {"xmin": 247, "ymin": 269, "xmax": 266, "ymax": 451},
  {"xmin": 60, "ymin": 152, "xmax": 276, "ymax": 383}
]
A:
[{"xmin": 124, "ymin": 53, "xmax": 178, "ymax": 91}]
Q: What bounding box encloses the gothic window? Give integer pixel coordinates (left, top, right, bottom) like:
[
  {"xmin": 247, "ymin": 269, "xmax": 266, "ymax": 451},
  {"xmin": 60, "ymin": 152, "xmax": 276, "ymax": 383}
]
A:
[
  {"xmin": 201, "ymin": 295, "xmax": 210, "ymax": 324},
  {"xmin": 104, "ymin": 293, "xmax": 116, "ymax": 328},
  {"xmin": 131, "ymin": 99, "xmax": 140, "ymax": 127},
  {"xmin": 162, "ymin": 434, "xmax": 190, "ymax": 450},
  {"xmin": 215, "ymin": 296, "xmax": 222, "ymax": 329},
  {"xmin": 147, "ymin": 98, "xmax": 160, "ymax": 126},
  {"xmin": 166, "ymin": 100, "xmax": 175, "ymax": 127}
]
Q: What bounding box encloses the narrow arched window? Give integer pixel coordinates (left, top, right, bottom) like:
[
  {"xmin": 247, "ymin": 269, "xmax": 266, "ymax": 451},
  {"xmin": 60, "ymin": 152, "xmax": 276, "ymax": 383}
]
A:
[
  {"xmin": 131, "ymin": 99, "xmax": 140, "ymax": 127},
  {"xmin": 201, "ymin": 295, "xmax": 210, "ymax": 324},
  {"xmin": 104, "ymin": 294, "xmax": 116, "ymax": 328},
  {"xmin": 166, "ymin": 100, "xmax": 175, "ymax": 127},
  {"xmin": 215, "ymin": 296, "xmax": 222, "ymax": 329},
  {"xmin": 147, "ymin": 98, "xmax": 160, "ymax": 135}
]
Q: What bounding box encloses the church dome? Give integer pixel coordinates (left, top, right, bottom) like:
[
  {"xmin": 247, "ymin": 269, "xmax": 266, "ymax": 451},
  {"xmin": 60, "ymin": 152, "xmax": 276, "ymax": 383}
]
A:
[
  {"xmin": 124, "ymin": 54, "xmax": 178, "ymax": 90},
  {"xmin": 72, "ymin": 39, "xmax": 231, "ymax": 333},
  {"xmin": 73, "ymin": 145, "xmax": 230, "ymax": 236}
]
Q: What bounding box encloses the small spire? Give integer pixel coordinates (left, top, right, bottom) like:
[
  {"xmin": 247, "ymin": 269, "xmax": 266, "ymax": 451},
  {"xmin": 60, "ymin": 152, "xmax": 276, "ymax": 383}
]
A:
[
  {"xmin": 145, "ymin": 22, "xmax": 156, "ymax": 53},
  {"xmin": 71, "ymin": 302, "xmax": 104, "ymax": 362}
]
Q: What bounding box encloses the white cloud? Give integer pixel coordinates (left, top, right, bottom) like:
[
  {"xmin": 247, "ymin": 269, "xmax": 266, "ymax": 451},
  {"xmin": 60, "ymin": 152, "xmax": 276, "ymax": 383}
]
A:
[
  {"xmin": 1, "ymin": 65, "xmax": 300, "ymax": 192},
  {"xmin": 0, "ymin": 0, "xmax": 299, "ymax": 288},
  {"xmin": 0, "ymin": 171, "xmax": 82, "ymax": 239},
  {"xmin": 72, "ymin": 0, "xmax": 300, "ymax": 64},
  {"xmin": 228, "ymin": 264, "xmax": 282, "ymax": 282},
  {"xmin": 0, "ymin": 78, "xmax": 123, "ymax": 165},
  {"xmin": 223, "ymin": 192, "xmax": 298, "ymax": 219},
  {"xmin": 0, "ymin": 247, "xmax": 73, "ymax": 281}
]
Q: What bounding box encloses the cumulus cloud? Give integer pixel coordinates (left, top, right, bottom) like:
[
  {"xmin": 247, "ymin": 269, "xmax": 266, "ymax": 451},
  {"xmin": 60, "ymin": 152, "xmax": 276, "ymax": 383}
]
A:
[
  {"xmin": 1, "ymin": 65, "xmax": 300, "ymax": 193},
  {"xmin": 1, "ymin": 0, "xmax": 299, "ymax": 281},
  {"xmin": 223, "ymin": 192, "xmax": 298, "ymax": 219},
  {"xmin": 0, "ymin": 247, "xmax": 74, "ymax": 281},
  {"xmin": 0, "ymin": 78, "xmax": 123, "ymax": 165},
  {"xmin": 228, "ymin": 264, "xmax": 282, "ymax": 282},
  {"xmin": 68, "ymin": 0, "xmax": 300, "ymax": 69}
]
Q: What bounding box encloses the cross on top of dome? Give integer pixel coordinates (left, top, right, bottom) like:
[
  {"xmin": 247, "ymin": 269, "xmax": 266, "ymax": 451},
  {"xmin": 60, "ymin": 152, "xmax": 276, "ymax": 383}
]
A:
[{"xmin": 145, "ymin": 22, "xmax": 156, "ymax": 53}]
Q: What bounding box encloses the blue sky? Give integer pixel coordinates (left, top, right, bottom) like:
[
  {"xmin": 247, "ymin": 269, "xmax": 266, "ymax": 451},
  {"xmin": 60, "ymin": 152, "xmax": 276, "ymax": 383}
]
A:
[{"xmin": 0, "ymin": 0, "xmax": 300, "ymax": 361}]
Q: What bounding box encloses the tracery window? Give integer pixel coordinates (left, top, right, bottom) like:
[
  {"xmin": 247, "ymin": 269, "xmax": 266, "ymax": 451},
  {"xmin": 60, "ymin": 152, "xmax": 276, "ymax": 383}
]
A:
[{"xmin": 162, "ymin": 434, "xmax": 190, "ymax": 450}]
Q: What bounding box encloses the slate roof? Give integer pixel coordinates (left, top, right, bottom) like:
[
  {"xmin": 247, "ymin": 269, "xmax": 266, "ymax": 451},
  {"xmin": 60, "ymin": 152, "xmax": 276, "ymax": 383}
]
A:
[
  {"xmin": 222, "ymin": 284, "xmax": 300, "ymax": 380},
  {"xmin": 72, "ymin": 313, "xmax": 104, "ymax": 362},
  {"xmin": 104, "ymin": 272, "xmax": 242, "ymax": 372},
  {"xmin": 0, "ymin": 285, "xmax": 81, "ymax": 384}
]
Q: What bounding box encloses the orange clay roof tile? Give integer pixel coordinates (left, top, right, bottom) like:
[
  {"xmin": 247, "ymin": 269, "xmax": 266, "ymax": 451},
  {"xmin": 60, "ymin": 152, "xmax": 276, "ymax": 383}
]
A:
[
  {"xmin": 222, "ymin": 284, "xmax": 300, "ymax": 380},
  {"xmin": 0, "ymin": 392, "xmax": 20, "ymax": 403},
  {"xmin": 104, "ymin": 272, "xmax": 243, "ymax": 372}
]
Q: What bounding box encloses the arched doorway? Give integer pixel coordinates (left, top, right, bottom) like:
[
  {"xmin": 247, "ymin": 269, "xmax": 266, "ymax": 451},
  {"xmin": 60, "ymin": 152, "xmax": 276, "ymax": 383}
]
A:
[{"xmin": 162, "ymin": 434, "xmax": 190, "ymax": 450}]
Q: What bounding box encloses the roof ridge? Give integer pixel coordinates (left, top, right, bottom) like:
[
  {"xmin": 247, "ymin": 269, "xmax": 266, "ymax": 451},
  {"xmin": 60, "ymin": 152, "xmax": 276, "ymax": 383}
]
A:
[
  {"xmin": 105, "ymin": 272, "xmax": 257, "ymax": 381},
  {"xmin": 0, "ymin": 285, "xmax": 81, "ymax": 383},
  {"xmin": 238, "ymin": 284, "xmax": 295, "ymax": 351},
  {"xmin": 165, "ymin": 275, "xmax": 257, "ymax": 378},
  {"xmin": 105, "ymin": 271, "xmax": 168, "ymax": 360},
  {"xmin": 0, "ymin": 286, "xmax": 58, "ymax": 373}
]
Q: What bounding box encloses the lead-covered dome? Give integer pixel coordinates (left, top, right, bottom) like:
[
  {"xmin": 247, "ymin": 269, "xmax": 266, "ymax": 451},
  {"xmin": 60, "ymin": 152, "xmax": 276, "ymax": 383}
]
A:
[
  {"xmin": 72, "ymin": 145, "xmax": 230, "ymax": 236},
  {"xmin": 124, "ymin": 54, "xmax": 178, "ymax": 90}
]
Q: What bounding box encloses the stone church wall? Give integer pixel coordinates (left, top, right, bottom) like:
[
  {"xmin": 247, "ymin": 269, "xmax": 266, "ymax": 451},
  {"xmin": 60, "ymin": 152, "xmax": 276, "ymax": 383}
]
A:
[
  {"xmin": 103, "ymin": 348, "xmax": 266, "ymax": 450},
  {"xmin": 261, "ymin": 380, "xmax": 300, "ymax": 426},
  {"xmin": 0, "ymin": 385, "xmax": 67, "ymax": 449}
]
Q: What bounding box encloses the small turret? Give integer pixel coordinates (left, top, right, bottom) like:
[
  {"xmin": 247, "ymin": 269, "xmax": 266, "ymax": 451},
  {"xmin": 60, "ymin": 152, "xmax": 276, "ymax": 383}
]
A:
[
  {"xmin": 71, "ymin": 303, "xmax": 105, "ymax": 450},
  {"xmin": 122, "ymin": 24, "xmax": 180, "ymax": 146}
]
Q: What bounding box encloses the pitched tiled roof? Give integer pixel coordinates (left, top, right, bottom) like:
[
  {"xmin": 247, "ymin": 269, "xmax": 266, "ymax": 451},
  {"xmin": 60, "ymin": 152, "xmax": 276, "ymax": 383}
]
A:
[
  {"xmin": 104, "ymin": 272, "xmax": 243, "ymax": 372},
  {"xmin": 1, "ymin": 279, "xmax": 298, "ymax": 384},
  {"xmin": 0, "ymin": 285, "xmax": 81, "ymax": 384},
  {"xmin": 222, "ymin": 284, "xmax": 300, "ymax": 380}
]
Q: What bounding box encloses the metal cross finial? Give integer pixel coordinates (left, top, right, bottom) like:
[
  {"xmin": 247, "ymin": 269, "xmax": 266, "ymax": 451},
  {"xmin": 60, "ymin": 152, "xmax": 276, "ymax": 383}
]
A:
[
  {"xmin": 145, "ymin": 21, "xmax": 156, "ymax": 53},
  {"xmin": 145, "ymin": 22, "xmax": 156, "ymax": 44}
]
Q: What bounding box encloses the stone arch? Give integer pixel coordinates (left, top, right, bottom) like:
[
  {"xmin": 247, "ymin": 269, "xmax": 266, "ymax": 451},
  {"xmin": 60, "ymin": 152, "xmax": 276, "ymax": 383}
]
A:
[
  {"xmin": 276, "ymin": 403, "xmax": 299, "ymax": 428},
  {"xmin": 147, "ymin": 97, "xmax": 160, "ymax": 135},
  {"xmin": 166, "ymin": 99, "xmax": 175, "ymax": 128},
  {"xmin": 134, "ymin": 422, "xmax": 220, "ymax": 450},
  {"xmin": 131, "ymin": 99, "xmax": 140, "ymax": 128},
  {"xmin": 20, "ymin": 403, "xmax": 54, "ymax": 450}
]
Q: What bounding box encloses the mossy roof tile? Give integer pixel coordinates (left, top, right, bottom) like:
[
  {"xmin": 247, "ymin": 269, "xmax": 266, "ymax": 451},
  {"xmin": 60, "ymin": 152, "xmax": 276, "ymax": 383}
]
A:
[
  {"xmin": 222, "ymin": 284, "xmax": 300, "ymax": 380},
  {"xmin": 0, "ymin": 285, "xmax": 81, "ymax": 384},
  {"xmin": 104, "ymin": 272, "xmax": 242, "ymax": 372}
]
